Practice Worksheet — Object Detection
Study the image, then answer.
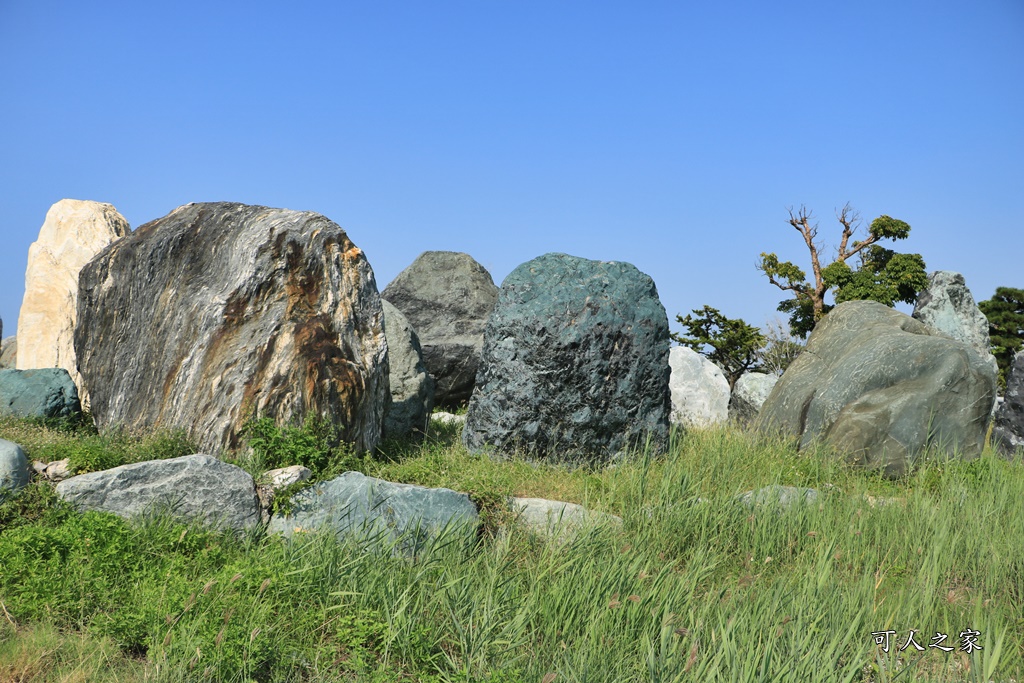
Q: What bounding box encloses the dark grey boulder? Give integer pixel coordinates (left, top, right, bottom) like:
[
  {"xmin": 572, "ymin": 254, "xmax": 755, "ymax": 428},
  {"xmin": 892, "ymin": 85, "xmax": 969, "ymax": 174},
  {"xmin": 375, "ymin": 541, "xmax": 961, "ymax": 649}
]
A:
[
  {"xmin": 382, "ymin": 251, "xmax": 499, "ymax": 408},
  {"xmin": 463, "ymin": 252, "xmax": 670, "ymax": 462},
  {"xmin": 75, "ymin": 202, "xmax": 388, "ymax": 455},
  {"xmin": 992, "ymin": 350, "xmax": 1024, "ymax": 457},
  {"xmin": 0, "ymin": 439, "xmax": 30, "ymax": 501},
  {"xmin": 0, "ymin": 337, "xmax": 16, "ymax": 369},
  {"xmin": 56, "ymin": 454, "xmax": 261, "ymax": 530},
  {"xmin": 382, "ymin": 300, "xmax": 435, "ymax": 438},
  {"xmin": 268, "ymin": 471, "xmax": 479, "ymax": 550},
  {"xmin": 912, "ymin": 271, "xmax": 998, "ymax": 376},
  {"xmin": 0, "ymin": 368, "xmax": 82, "ymax": 419},
  {"xmin": 756, "ymin": 300, "xmax": 996, "ymax": 477}
]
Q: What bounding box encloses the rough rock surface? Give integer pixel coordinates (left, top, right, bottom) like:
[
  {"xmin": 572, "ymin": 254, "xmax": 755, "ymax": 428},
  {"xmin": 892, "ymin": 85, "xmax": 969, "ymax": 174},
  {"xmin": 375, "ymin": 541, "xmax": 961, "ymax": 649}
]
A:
[
  {"xmin": 56, "ymin": 454, "xmax": 261, "ymax": 530},
  {"xmin": 729, "ymin": 372, "xmax": 779, "ymax": 425},
  {"xmin": 268, "ymin": 471, "xmax": 479, "ymax": 549},
  {"xmin": 261, "ymin": 465, "xmax": 312, "ymax": 490},
  {"xmin": 0, "ymin": 439, "xmax": 30, "ymax": 499},
  {"xmin": 17, "ymin": 199, "xmax": 130, "ymax": 408},
  {"xmin": 668, "ymin": 347, "xmax": 730, "ymax": 428},
  {"xmin": 0, "ymin": 368, "xmax": 81, "ymax": 419},
  {"xmin": 0, "ymin": 337, "xmax": 16, "ymax": 369},
  {"xmin": 75, "ymin": 202, "xmax": 388, "ymax": 455},
  {"xmin": 382, "ymin": 300, "xmax": 435, "ymax": 438},
  {"xmin": 463, "ymin": 253, "xmax": 670, "ymax": 462},
  {"xmin": 912, "ymin": 271, "xmax": 998, "ymax": 376},
  {"xmin": 992, "ymin": 350, "xmax": 1024, "ymax": 456},
  {"xmin": 756, "ymin": 301, "xmax": 996, "ymax": 477},
  {"xmin": 32, "ymin": 458, "xmax": 72, "ymax": 482},
  {"xmin": 511, "ymin": 497, "xmax": 622, "ymax": 539},
  {"xmin": 382, "ymin": 251, "xmax": 499, "ymax": 408}
]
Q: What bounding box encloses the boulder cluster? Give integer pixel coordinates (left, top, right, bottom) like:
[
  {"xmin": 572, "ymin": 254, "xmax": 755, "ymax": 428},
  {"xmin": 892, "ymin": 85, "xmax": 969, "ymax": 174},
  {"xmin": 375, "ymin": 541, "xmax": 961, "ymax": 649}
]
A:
[{"xmin": 0, "ymin": 198, "xmax": 1018, "ymax": 541}]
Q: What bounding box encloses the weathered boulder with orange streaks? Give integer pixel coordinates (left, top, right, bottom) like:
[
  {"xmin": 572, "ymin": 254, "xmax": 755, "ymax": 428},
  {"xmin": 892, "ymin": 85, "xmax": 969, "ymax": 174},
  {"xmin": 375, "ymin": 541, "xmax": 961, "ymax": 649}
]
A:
[{"xmin": 75, "ymin": 202, "xmax": 389, "ymax": 454}]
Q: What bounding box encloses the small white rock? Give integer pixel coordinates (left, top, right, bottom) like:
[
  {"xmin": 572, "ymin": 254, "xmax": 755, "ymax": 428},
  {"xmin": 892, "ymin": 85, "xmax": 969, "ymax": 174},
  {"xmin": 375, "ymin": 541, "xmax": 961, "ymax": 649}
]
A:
[{"xmin": 262, "ymin": 465, "xmax": 312, "ymax": 490}]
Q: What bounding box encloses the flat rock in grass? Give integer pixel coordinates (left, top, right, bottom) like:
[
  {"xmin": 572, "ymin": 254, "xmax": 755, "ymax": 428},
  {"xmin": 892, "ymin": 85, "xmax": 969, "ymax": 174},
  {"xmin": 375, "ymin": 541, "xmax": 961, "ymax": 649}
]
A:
[
  {"xmin": 0, "ymin": 439, "xmax": 30, "ymax": 500},
  {"xmin": 755, "ymin": 301, "xmax": 996, "ymax": 477},
  {"xmin": 992, "ymin": 350, "xmax": 1024, "ymax": 457},
  {"xmin": 511, "ymin": 497, "xmax": 621, "ymax": 539},
  {"xmin": 382, "ymin": 300, "xmax": 435, "ymax": 438},
  {"xmin": 268, "ymin": 471, "xmax": 479, "ymax": 549},
  {"xmin": 463, "ymin": 253, "xmax": 670, "ymax": 462},
  {"xmin": 0, "ymin": 368, "xmax": 82, "ymax": 419},
  {"xmin": 738, "ymin": 485, "xmax": 819, "ymax": 508},
  {"xmin": 56, "ymin": 454, "xmax": 261, "ymax": 530}
]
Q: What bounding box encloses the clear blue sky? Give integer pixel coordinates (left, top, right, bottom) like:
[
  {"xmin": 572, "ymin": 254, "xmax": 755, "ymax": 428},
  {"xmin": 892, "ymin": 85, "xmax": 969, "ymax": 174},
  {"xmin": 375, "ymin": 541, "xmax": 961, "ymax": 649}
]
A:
[{"xmin": 2, "ymin": 1, "xmax": 1021, "ymax": 340}]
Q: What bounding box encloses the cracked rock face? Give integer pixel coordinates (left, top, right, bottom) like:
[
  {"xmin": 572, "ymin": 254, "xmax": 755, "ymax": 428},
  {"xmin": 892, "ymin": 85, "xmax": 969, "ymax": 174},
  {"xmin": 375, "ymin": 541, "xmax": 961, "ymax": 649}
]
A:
[
  {"xmin": 992, "ymin": 350, "xmax": 1024, "ymax": 457},
  {"xmin": 17, "ymin": 199, "xmax": 130, "ymax": 408},
  {"xmin": 463, "ymin": 252, "xmax": 670, "ymax": 462},
  {"xmin": 912, "ymin": 270, "xmax": 998, "ymax": 377},
  {"xmin": 75, "ymin": 202, "xmax": 388, "ymax": 455},
  {"xmin": 382, "ymin": 251, "xmax": 499, "ymax": 408},
  {"xmin": 756, "ymin": 300, "xmax": 996, "ymax": 477}
]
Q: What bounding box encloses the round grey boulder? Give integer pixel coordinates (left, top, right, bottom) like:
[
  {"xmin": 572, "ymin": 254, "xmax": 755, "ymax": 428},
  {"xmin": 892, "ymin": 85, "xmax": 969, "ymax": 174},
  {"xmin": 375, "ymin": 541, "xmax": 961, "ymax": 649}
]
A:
[
  {"xmin": 463, "ymin": 252, "xmax": 670, "ymax": 462},
  {"xmin": 0, "ymin": 439, "xmax": 30, "ymax": 500}
]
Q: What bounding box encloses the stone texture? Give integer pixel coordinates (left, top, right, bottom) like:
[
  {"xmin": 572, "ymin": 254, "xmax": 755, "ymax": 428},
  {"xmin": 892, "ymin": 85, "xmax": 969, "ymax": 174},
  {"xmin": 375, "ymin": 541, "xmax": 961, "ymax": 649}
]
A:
[
  {"xmin": 382, "ymin": 300, "xmax": 435, "ymax": 438},
  {"xmin": 912, "ymin": 271, "xmax": 998, "ymax": 376},
  {"xmin": 382, "ymin": 251, "xmax": 499, "ymax": 408},
  {"xmin": 992, "ymin": 350, "xmax": 1024, "ymax": 457},
  {"xmin": 261, "ymin": 465, "xmax": 312, "ymax": 490},
  {"xmin": 431, "ymin": 411, "xmax": 466, "ymax": 427},
  {"xmin": 738, "ymin": 485, "xmax": 819, "ymax": 508},
  {"xmin": 268, "ymin": 471, "xmax": 479, "ymax": 550},
  {"xmin": 511, "ymin": 497, "xmax": 622, "ymax": 539},
  {"xmin": 756, "ymin": 300, "xmax": 997, "ymax": 477},
  {"xmin": 17, "ymin": 200, "xmax": 130, "ymax": 408},
  {"xmin": 31, "ymin": 458, "xmax": 72, "ymax": 482},
  {"xmin": 668, "ymin": 347, "xmax": 730, "ymax": 428},
  {"xmin": 0, "ymin": 368, "xmax": 82, "ymax": 419},
  {"xmin": 0, "ymin": 337, "xmax": 16, "ymax": 369},
  {"xmin": 75, "ymin": 202, "xmax": 388, "ymax": 455},
  {"xmin": 0, "ymin": 439, "xmax": 30, "ymax": 500},
  {"xmin": 56, "ymin": 454, "xmax": 261, "ymax": 530},
  {"xmin": 729, "ymin": 372, "xmax": 779, "ymax": 425},
  {"xmin": 463, "ymin": 253, "xmax": 670, "ymax": 462}
]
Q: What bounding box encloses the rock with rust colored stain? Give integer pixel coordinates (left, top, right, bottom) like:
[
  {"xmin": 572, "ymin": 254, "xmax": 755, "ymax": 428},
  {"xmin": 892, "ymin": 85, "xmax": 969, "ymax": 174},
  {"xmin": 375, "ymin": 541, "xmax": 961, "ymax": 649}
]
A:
[
  {"xmin": 75, "ymin": 202, "xmax": 389, "ymax": 454},
  {"xmin": 17, "ymin": 199, "xmax": 130, "ymax": 408}
]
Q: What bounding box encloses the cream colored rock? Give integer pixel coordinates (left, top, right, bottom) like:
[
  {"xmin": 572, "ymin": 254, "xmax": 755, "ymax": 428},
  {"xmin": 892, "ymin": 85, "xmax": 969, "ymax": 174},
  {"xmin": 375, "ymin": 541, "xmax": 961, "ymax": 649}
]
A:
[{"xmin": 17, "ymin": 200, "xmax": 130, "ymax": 408}]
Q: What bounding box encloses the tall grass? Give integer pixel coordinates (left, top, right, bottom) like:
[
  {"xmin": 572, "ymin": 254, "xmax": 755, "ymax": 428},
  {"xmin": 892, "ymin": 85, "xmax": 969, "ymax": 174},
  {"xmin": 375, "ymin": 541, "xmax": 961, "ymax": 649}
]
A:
[{"xmin": 0, "ymin": 415, "xmax": 1021, "ymax": 682}]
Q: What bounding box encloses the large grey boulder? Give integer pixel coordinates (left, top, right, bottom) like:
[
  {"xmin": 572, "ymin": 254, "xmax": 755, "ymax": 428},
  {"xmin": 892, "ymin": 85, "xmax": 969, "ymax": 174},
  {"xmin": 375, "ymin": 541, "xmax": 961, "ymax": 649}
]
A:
[
  {"xmin": 382, "ymin": 251, "xmax": 499, "ymax": 408},
  {"xmin": 382, "ymin": 300, "xmax": 435, "ymax": 438},
  {"xmin": 668, "ymin": 347, "xmax": 729, "ymax": 428},
  {"xmin": 75, "ymin": 202, "xmax": 389, "ymax": 455},
  {"xmin": 56, "ymin": 454, "xmax": 261, "ymax": 530},
  {"xmin": 0, "ymin": 440, "xmax": 30, "ymax": 501},
  {"xmin": 756, "ymin": 300, "xmax": 996, "ymax": 477},
  {"xmin": 992, "ymin": 350, "xmax": 1024, "ymax": 457},
  {"xmin": 912, "ymin": 271, "xmax": 998, "ymax": 376},
  {"xmin": 463, "ymin": 253, "xmax": 670, "ymax": 462},
  {"xmin": 729, "ymin": 372, "xmax": 779, "ymax": 425},
  {"xmin": 0, "ymin": 337, "xmax": 16, "ymax": 369},
  {"xmin": 0, "ymin": 368, "xmax": 82, "ymax": 419},
  {"xmin": 268, "ymin": 471, "xmax": 479, "ymax": 549}
]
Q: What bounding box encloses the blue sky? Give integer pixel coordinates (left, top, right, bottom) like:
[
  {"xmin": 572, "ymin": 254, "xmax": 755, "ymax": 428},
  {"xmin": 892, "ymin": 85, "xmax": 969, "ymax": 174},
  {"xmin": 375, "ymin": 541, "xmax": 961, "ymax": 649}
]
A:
[{"xmin": 1, "ymin": 1, "xmax": 1021, "ymax": 341}]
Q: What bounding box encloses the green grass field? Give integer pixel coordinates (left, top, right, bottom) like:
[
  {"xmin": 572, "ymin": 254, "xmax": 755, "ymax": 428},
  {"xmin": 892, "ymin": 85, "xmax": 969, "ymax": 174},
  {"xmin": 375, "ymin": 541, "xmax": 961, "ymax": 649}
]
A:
[{"xmin": 0, "ymin": 414, "xmax": 1021, "ymax": 682}]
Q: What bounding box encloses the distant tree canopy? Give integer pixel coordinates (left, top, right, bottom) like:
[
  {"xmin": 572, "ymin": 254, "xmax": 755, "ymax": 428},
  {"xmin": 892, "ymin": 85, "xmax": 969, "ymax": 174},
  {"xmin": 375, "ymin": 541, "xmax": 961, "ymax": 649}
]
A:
[
  {"xmin": 979, "ymin": 286, "xmax": 1024, "ymax": 387},
  {"xmin": 672, "ymin": 305, "xmax": 765, "ymax": 391},
  {"xmin": 758, "ymin": 205, "xmax": 928, "ymax": 337}
]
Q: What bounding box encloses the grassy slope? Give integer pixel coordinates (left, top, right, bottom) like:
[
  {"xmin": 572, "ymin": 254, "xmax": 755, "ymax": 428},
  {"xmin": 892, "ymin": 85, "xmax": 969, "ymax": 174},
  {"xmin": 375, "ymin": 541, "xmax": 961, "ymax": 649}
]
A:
[{"xmin": 0, "ymin": 415, "xmax": 1021, "ymax": 682}]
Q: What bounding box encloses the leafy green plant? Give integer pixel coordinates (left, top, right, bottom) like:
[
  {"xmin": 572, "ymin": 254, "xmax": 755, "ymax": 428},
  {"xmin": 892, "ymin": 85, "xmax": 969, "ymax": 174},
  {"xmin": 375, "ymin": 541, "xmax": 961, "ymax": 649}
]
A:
[{"xmin": 241, "ymin": 413, "xmax": 355, "ymax": 477}]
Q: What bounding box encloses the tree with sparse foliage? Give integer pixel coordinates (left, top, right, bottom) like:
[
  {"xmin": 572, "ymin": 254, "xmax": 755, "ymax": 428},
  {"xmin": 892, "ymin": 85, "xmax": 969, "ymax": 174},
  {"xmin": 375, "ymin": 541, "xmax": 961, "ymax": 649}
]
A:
[
  {"xmin": 757, "ymin": 318, "xmax": 804, "ymax": 377},
  {"xmin": 979, "ymin": 286, "xmax": 1024, "ymax": 388},
  {"xmin": 672, "ymin": 305, "xmax": 765, "ymax": 391},
  {"xmin": 758, "ymin": 204, "xmax": 928, "ymax": 337}
]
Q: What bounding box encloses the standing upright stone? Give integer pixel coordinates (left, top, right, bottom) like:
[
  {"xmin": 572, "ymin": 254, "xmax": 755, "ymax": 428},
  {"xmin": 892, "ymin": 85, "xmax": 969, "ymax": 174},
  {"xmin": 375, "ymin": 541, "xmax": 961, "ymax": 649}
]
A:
[
  {"xmin": 75, "ymin": 202, "xmax": 389, "ymax": 455},
  {"xmin": 17, "ymin": 200, "xmax": 130, "ymax": 408},
  {"xmin": 992, "ymin": 350, "xmax": 1024, "ymax": 457},
  {"xmin": 382, "ymin": 300, "xmax": 435, "ymax": 438},
  {"xmin": 463, "ymin": 253, "xmax": 670, "ymax": 462},
  {"xmin": 668, "ymin": 346, "xmax": 730, "ymax": 428},
  {"xmin": 912, "ymin": 271, "xmax": 998, "ymax": 376},
  {"xmin": 382, "ymin": 251, "xmax": 499, "ymax": 408}
]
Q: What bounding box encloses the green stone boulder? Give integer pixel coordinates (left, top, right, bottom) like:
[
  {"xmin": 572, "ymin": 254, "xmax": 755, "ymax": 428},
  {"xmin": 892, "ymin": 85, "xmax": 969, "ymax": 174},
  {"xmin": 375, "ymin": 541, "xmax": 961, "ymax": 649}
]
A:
[{"xmin": 756, "ymin": 300, "xmax": 996, "ymax": 477}]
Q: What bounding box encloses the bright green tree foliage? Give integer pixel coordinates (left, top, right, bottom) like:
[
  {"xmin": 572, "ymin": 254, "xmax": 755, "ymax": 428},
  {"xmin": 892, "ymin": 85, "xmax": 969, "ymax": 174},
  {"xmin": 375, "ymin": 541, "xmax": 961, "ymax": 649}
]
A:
[
  {"xmin": 979, "ymin": 287, "xmax": 1024, "ymax": 387},
  {"xmin": 758, "ymin": 206, "xmax": 927, "ymax": 337},
  {"xmin": 672, "ymin": 305, "xmax": 766, "ymax": 390}
]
